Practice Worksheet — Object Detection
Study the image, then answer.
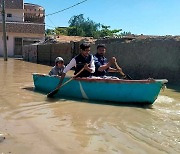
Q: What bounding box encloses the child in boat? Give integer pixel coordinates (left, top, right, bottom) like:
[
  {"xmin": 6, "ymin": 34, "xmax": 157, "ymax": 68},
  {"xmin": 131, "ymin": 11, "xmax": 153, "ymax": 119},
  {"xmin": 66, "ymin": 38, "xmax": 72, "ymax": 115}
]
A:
[{"xmin": 49, "ymin": 57, "xmax": 65, "ymax": 76}]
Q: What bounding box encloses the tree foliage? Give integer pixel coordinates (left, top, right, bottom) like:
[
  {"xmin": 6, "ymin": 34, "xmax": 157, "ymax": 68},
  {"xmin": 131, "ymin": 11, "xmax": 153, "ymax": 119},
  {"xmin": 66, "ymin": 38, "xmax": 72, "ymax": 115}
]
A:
[
  {"xmin": 99, "ymin": 25, "xmax": 122, "ymax": 37},
  {"xmin": 54, "ymin": 27, "xmax": 68, "ymax": 36},
  {"xmin": 121, "ymin": 31, "xmax": 132, "ymax": 36},
  {"xmin": 45, "ymin": 29, "xmax": 54, "ymax": 36},
  {"xmin": 68, "ymin": 14, "xmax": 100, "ymax": 37},
  {"xmin": 45, "ymin": 14, "xmax": 130, "ymax": 38}
]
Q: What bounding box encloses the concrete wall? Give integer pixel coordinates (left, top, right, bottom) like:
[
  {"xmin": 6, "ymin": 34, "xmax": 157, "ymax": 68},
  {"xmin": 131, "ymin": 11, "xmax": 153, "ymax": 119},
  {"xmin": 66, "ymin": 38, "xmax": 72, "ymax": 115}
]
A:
[
  {"xmin": 92, "ymin": 38, "xmax": 180, "ymax": 83},
  {"xmin": 23, "ymin": 42, "xmax": 74, "ymax": 65},
  {"xmin": 23, "ymin": 45, "xmax": 37, "ymax": 62},
  {"xmin": 23, "ymin": 37, "xmax": 180, "ymax": 84},
  {"xmin": 50, "ymin": 43, "xmax": 72, "ymax": 65}
]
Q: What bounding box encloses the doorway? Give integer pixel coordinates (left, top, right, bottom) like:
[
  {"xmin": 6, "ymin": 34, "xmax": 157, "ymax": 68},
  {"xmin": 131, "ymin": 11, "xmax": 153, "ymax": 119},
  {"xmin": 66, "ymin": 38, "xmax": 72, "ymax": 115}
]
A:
[{"xmin": 14, "ymin": 38, "xmax": 23, "ymax": 56}]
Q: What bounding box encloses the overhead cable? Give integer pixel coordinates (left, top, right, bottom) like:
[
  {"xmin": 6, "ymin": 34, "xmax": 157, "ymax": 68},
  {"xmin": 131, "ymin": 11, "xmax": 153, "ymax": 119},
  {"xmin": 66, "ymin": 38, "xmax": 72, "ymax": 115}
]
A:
[{"xmin": 46, "ymin": 0, "xmax": 88, "ymax": 17}]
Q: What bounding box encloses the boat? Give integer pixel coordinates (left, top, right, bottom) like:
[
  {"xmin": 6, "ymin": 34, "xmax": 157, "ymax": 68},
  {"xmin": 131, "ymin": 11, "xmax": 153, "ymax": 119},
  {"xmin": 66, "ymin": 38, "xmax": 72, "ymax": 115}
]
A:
[{"xmin": 32, "ymin": 73, "xmax": 168, "ymax": 105}]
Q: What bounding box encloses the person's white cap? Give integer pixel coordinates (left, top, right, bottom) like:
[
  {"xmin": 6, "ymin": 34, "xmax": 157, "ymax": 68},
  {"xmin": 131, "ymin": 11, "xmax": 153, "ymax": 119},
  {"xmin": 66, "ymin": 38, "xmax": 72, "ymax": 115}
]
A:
[{"xmin": 55, "ymin": 57, "xmax": 64, "ymax": 63}]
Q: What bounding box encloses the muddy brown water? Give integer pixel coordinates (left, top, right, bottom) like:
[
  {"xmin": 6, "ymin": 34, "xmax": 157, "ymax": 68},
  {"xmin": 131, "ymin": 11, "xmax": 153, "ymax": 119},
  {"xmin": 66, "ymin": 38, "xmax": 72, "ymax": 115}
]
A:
[{"xmin": 0, "ymin": 58, "xmax": 179, "ymax": 154}]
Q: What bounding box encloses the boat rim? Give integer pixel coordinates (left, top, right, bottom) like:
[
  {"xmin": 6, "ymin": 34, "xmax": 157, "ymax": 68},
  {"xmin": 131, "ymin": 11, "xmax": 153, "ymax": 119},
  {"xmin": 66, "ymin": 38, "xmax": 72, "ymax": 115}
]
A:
[{"xmin": 33, "ymin": 73, "xmax": 168, "ymax": 84}]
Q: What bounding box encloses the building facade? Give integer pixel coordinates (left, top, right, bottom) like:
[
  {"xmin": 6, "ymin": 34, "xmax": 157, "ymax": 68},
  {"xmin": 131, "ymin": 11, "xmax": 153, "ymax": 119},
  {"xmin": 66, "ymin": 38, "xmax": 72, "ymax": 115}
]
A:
[{"xmin": 0, "ymin": 0, "xmax": 45, "ymax": 57}]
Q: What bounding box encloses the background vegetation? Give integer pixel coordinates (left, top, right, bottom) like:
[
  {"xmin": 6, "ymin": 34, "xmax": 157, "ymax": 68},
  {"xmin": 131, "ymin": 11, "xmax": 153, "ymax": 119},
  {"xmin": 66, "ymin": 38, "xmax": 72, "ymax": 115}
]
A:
[{"xmin": 45, "ymin": 14, "xmax": 131, "ymax": 38}]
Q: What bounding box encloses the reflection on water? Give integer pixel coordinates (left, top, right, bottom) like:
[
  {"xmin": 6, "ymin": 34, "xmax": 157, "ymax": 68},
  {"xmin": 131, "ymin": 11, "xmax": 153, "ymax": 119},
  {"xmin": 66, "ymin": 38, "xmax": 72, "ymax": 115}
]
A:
[{"xmin": 0, "ymin": 58, "xmax": 180, "ymax": 154}]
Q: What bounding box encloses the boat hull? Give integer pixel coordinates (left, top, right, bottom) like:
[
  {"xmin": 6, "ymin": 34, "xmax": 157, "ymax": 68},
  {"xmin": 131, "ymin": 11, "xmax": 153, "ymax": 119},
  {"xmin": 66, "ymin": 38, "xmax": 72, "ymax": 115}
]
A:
[{"xmin": 33, "ymin": 74, "xmax": 167, "ymax": 104}]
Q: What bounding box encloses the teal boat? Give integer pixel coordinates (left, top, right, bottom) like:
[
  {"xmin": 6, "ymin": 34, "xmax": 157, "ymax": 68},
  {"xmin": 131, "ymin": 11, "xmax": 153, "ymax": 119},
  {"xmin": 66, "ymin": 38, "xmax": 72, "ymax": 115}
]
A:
[{"xmin": 32, "ymin": 73, "xmax": 168, "ymax": 105}]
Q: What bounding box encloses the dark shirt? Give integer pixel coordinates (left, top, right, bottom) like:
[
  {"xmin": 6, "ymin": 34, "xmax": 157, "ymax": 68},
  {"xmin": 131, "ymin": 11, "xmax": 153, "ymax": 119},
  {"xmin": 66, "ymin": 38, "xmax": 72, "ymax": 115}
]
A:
[
  {"xmin": 94, "ymin": 53, "xmax": 108, "ymax": 76},
  {"xmin": 74, "ymin": 54, "xmax": 92, "ymax": 77}
]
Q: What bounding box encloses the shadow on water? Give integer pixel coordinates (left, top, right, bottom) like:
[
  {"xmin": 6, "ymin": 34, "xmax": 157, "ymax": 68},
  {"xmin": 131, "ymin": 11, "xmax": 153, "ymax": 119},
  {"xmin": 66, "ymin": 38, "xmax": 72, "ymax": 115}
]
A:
[
  {"xmin": 23, "ymin": 86, "xmax": 153, "ymax": 109},
  {"xmin": 23, "ymin": 87, "xmax": 35, "ymax": 92},
  {"xmin": 22, "ymin": 87, "xmax": 59, "ymax": 106},
  {"xmin": 79, "ymin": 98, "xmax": 153, "ymax": 109},
  {"xmin": 167, "ymin": 84, "xmax": 180, "ymax": 93}
]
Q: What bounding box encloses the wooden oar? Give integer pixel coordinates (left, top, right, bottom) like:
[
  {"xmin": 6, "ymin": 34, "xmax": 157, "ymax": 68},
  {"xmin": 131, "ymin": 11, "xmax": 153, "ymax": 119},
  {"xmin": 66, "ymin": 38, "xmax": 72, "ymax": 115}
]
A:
[
  {"xmin": 114, "ymin": 61, "xmax": 133, "ymax": 80},
  {"xmin": 47, "ymin": 67, "xmax": 85, "ymax": 98}
]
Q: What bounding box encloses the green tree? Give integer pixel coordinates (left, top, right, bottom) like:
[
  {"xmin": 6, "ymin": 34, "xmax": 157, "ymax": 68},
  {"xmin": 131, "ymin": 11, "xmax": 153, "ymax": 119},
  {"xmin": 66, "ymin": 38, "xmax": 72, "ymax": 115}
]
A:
[
  {"xmin": 45, "ymin": 14, "xmax": 131, "ymax": 39},
  {"xmin": 54, "ymin": 27, "xmax": 68, "ymax": 35},
  {"xmin": 45, "ymin": 28, "xmax": 54, "ymax": 36},
  {"xmin": 69, "ymin": 14, "xmax": 85, "ymax": 27},
  {"xmin": 99, "ymin": 25, "xmax": 122, "ymax": 37},
  {"xmin": 121, "ymin": 31, "xmax": 132, "ymax": 36},
  {"xmin": 68, "ymin": 14, "xmax": 100, "ymax": 37}
]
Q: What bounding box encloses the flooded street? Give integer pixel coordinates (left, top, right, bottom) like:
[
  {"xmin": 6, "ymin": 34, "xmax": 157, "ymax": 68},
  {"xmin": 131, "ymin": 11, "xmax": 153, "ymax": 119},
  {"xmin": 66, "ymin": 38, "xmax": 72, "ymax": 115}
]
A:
[{"xmin": 0, "ymin": 58, "xmax": 179, "ymax": 154}]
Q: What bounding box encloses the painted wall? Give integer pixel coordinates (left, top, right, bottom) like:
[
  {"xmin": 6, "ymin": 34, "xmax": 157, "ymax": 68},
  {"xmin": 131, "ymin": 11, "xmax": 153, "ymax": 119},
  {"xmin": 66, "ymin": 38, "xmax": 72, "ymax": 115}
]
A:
[
  {"xmin": 0, "ymin": 32, "xmax": 44, "ymax": 56},
  {"xmin": 8, "ymin": 9, "xmax": 23, "ymax": 22},
  {"xmin": 0, "ymin": 9, "xmax": 23, "ymax": 22},
  {"xmin": 0, "ymin": 33, "xmax": 13, "ymax": 56},
  {"xmin": 0, "ymin": 32, "xmax": 5, "ymax": 56}
]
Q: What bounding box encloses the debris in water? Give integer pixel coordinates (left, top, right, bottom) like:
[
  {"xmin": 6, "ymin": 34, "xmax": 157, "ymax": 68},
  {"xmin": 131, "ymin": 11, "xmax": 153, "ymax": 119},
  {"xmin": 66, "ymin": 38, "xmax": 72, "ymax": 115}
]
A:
[{"xmin": 0, "ymin": 133, "xmax": 5, "ymax": 142}]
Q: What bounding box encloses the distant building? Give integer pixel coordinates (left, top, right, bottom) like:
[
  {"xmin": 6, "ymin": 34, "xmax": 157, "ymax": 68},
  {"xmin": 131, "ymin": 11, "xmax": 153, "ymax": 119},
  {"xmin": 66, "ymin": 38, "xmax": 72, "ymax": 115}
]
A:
[{"xmin": 0, "ymin": 0, "xmax": 45, "ymax": 57}]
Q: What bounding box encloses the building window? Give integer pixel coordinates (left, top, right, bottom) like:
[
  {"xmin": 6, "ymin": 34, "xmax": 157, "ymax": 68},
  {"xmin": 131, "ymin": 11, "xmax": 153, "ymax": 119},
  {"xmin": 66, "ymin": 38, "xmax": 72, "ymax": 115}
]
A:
[{"xmin": 7, "ymin": 14, "xmax": 12, "ymax": 17}]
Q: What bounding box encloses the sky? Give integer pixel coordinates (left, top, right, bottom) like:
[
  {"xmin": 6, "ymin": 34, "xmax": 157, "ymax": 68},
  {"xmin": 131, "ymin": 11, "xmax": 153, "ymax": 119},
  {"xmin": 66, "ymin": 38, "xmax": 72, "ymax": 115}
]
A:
[{"xmin": 25, "ymin": 0, "xmax": 180, "ymax": 36}]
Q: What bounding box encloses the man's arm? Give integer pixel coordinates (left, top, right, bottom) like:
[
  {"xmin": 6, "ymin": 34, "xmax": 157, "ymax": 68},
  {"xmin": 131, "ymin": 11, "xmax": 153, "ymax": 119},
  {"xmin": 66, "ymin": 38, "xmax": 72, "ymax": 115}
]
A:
[
  {"xmin": 84, "ymin": 55, "xmax": 95, "ymax": 73},
  {"xmin": 63, "ymin": 58, "xmax": 76, "ymax": 74},
  {"xmin": 98, "ymin": 62, "xmax": 111, "ymax": 72},
  {"xmin": 97, "ymin": 57, "xmax": 116, "ymax": 72},
  {"xmin": 107, "ymin": 67, "xmax": 120, "ymax": 72}
]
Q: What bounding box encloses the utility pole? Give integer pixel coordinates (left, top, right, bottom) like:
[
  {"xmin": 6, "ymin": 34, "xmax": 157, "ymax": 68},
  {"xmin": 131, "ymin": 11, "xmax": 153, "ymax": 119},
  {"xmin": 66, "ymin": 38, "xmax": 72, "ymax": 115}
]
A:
[{"xmin": 2, "ymin": 0, "xmax": 8, "ymax": 61}]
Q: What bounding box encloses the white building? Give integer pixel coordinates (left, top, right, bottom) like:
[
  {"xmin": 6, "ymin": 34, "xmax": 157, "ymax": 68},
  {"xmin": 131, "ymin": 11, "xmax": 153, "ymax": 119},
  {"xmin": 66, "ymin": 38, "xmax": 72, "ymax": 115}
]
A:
[{"xmin": 0, "ymin": 0, "xmax": 45, "ymax": 57}]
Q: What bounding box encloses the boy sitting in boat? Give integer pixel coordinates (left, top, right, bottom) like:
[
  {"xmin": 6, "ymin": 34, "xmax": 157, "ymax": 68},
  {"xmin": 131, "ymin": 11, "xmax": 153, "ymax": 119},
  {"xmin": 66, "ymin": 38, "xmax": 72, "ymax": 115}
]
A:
[
  {"xmin": 93, "ymin": 44, "xmax": 124, "ymax": 78},
  {"xmin": 49, "ymin": 57, "xmax": 65, "ymax": 76}
]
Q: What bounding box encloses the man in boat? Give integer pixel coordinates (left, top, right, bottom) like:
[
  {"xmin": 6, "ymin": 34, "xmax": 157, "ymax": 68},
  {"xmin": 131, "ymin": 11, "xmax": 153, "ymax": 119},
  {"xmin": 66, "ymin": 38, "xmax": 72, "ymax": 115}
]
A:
[
  {"xmin": 56, "ymin": 42, "xmax": 95, "ymax": 87},
  {"xmin": 93, "ymin": 44, "xmax": 124, "ymax": 78},
  {"xmin": 49, "ymin": 57, "xmax": 65, "ymax": 76}
]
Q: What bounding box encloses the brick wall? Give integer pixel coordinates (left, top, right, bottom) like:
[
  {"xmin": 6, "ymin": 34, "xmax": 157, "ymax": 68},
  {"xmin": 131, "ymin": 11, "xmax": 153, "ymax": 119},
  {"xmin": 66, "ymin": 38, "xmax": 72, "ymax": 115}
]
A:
[
  {"xmin": 0, "ymin": 22, "xmax": 45, "ymax": 34},
  {"xmin": 0, "ymin": 0, "xmax": 23, "ymax": 9}
]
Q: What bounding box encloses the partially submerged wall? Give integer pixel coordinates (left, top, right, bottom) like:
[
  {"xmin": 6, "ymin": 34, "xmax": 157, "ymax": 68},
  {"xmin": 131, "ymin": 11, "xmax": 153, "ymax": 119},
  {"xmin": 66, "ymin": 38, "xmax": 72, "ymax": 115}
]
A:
[
  {"xmin": 23, "ymin": 36, "xmax": 180, "ymax": 84},
  {"xmin": 23, "ymin": 42, "xmax": 79, "ymax": 65},
  {"xmin": 93, "ymin": 37, "xmax": 180, "ymax": 84},
  {"xmin": 23, "ymin": 45, "xmax": 37, "ymax": 62}
]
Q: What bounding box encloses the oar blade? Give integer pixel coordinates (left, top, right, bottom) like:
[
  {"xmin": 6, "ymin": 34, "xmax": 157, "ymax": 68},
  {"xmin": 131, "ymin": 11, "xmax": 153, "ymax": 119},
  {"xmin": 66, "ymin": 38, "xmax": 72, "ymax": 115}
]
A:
[{"xmin": 47, "ymin": 89, "xmax": 59, "ymax": 98}]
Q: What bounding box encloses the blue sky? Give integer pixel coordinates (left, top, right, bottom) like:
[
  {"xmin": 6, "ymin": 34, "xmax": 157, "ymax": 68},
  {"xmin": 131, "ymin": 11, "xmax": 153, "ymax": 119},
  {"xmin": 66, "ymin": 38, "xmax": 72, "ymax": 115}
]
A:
[{"xmin": 25, "ymin": 0, "xmax": 180, "ymax": 36}]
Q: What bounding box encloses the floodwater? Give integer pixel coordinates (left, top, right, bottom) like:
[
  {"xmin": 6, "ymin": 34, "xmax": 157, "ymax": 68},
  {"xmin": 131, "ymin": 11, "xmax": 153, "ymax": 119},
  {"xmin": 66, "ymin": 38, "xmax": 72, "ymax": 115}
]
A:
[{"xmin": 0, "ymin": 58, "xmax": 179, "ymax": 154}]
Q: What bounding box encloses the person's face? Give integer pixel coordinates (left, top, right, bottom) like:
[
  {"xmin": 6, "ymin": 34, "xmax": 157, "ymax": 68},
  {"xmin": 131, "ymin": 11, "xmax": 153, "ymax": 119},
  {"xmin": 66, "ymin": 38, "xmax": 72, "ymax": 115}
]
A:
[
  {"xmin": 81, "ymin": 47, "xmax": 90, "ymax": 57},
  {"xmin": 97, "ymin": 47, "xmax": 106, "ymax": 56},
  {"xmin": 56, "ymin": 61, "xmax": 64, "ymax": 67}
]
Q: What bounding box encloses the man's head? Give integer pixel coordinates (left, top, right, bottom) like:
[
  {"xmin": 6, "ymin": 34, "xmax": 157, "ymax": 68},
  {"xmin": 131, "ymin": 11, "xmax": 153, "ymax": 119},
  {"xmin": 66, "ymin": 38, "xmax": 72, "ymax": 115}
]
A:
[
  {"xmin": 80, "ymin": 43, "xmax": 90, "ymax": 57},
  {"xmin": 97, "ymin": 44, "xmax": 106, "ymax": 56},
  {"xmin": 55, "ymin": 57, "xmax": 64, "ymax": 67}
]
